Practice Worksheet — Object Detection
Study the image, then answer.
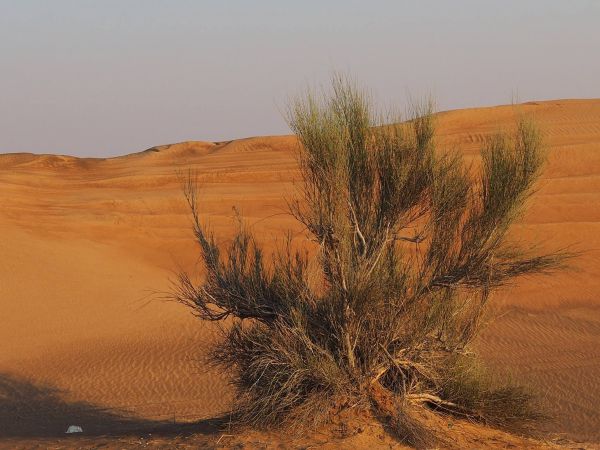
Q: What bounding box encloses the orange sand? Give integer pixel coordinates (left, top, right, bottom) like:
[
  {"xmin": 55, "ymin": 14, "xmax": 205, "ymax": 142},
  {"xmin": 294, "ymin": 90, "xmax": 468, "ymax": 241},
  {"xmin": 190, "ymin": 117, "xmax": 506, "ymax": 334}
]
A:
[{"xmin": 1, "ymin": 99, "xmax": 599, "ymax": 445}]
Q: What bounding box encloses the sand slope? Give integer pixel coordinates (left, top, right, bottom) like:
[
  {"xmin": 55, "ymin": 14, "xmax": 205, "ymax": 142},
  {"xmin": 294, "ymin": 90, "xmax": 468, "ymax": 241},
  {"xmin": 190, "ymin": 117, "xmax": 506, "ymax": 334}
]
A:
[{"xmin": 1, "ymin": 99, "xmax": 599, "ymax": 444}]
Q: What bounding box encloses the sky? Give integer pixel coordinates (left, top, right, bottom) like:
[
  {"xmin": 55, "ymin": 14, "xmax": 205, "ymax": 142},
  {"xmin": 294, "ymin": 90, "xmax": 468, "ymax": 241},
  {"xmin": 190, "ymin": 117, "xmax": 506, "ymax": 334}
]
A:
[{"xmin": 1, "ymin": 1, "xmax": 599, "ymax": 157}]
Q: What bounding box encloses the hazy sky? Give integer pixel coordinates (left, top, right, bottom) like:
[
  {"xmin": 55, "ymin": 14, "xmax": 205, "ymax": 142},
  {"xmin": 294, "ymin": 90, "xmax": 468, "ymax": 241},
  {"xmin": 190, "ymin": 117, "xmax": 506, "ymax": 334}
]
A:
[{"xmin": 1, "ymin": 1, "xmax": 599, "ymax": 157}]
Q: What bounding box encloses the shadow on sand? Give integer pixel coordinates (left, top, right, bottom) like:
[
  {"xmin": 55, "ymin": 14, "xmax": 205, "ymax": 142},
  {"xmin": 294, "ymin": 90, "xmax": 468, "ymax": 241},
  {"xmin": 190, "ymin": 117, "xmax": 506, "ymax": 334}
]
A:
[{"xmin": 0, "ymin": 372, "xmax": 225, "ymax": 438}]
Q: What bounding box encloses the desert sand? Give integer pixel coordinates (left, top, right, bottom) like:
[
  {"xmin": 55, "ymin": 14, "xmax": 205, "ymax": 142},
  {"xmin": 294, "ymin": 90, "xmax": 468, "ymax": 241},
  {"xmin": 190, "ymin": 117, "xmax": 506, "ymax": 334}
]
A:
[{"xmin": 1, "ymin": 99, "xmax": 599, "ymax": 448}]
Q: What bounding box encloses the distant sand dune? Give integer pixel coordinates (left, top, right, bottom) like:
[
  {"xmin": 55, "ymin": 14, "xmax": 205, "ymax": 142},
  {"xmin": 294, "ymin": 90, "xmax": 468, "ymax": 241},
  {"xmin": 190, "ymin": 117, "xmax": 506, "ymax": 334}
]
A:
[{"xmin": 1, "ymin": 99, "xmax": 599, "ymax": 442}]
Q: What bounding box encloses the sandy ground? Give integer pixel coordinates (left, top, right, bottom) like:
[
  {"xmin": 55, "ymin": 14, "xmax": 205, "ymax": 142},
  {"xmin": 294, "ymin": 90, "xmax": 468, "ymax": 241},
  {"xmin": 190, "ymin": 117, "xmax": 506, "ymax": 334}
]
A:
[{"xmin": 1, "ymin": 99, "xmax": 599, "ymax": 447}]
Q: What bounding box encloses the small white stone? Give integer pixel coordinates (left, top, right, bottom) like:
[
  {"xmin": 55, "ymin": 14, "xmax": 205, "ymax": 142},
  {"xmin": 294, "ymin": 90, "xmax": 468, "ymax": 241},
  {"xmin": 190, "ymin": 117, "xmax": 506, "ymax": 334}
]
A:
[{"xmin": 66, "ymin": 425, "xmax": 83, "ymax": 434}]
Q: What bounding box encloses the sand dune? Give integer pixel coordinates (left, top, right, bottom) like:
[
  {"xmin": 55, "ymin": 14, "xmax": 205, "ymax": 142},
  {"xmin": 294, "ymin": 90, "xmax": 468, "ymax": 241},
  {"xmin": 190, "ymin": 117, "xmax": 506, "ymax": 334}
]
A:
[{"xmin": 1, "ymin": 99, "xmax": 599, "ymax": 444}]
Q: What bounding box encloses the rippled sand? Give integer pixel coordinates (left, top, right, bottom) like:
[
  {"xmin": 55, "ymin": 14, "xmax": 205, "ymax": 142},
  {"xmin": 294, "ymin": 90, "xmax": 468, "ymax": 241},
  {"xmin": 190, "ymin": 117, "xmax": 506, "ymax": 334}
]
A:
[{"xmin": 1, "ymin": 99, "xmax": 599, "ymax": 444}]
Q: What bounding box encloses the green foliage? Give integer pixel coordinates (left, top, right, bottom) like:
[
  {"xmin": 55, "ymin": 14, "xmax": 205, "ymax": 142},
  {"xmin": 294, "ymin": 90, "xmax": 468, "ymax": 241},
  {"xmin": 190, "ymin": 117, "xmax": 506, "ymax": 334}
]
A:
[{"xmin": 439, "ymin": 356, "xmax": 542, "ymax": 429}]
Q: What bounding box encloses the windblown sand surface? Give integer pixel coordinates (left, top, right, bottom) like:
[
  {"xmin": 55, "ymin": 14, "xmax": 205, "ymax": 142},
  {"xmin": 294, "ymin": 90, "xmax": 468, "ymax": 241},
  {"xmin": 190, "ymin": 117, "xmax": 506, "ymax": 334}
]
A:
[{"xmin": 1, "ymin": 99, "xmax": 599, "ymax": 446}]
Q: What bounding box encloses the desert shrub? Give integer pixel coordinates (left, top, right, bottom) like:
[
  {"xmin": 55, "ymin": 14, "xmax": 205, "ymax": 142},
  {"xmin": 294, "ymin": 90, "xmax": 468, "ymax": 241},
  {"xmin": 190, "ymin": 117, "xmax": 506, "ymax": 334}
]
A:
[{"xmin": 174, "ymin": 77, "xmax": 570, "ymax": 440}]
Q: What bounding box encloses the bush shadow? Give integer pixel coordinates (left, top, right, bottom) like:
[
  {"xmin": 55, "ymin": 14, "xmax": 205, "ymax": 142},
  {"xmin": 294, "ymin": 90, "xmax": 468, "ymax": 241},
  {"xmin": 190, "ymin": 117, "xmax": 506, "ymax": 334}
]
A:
[{"xmin": 0, "ymin": 372, "xmax": 226, "ymax": 438}]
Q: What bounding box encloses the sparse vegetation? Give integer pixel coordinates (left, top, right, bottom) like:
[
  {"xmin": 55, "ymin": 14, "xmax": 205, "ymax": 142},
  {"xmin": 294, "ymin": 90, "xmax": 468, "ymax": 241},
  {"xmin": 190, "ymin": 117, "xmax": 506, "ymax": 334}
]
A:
[{"xmin": 174, "ymin": 76, "xmax": 571, "ymax": 445}]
